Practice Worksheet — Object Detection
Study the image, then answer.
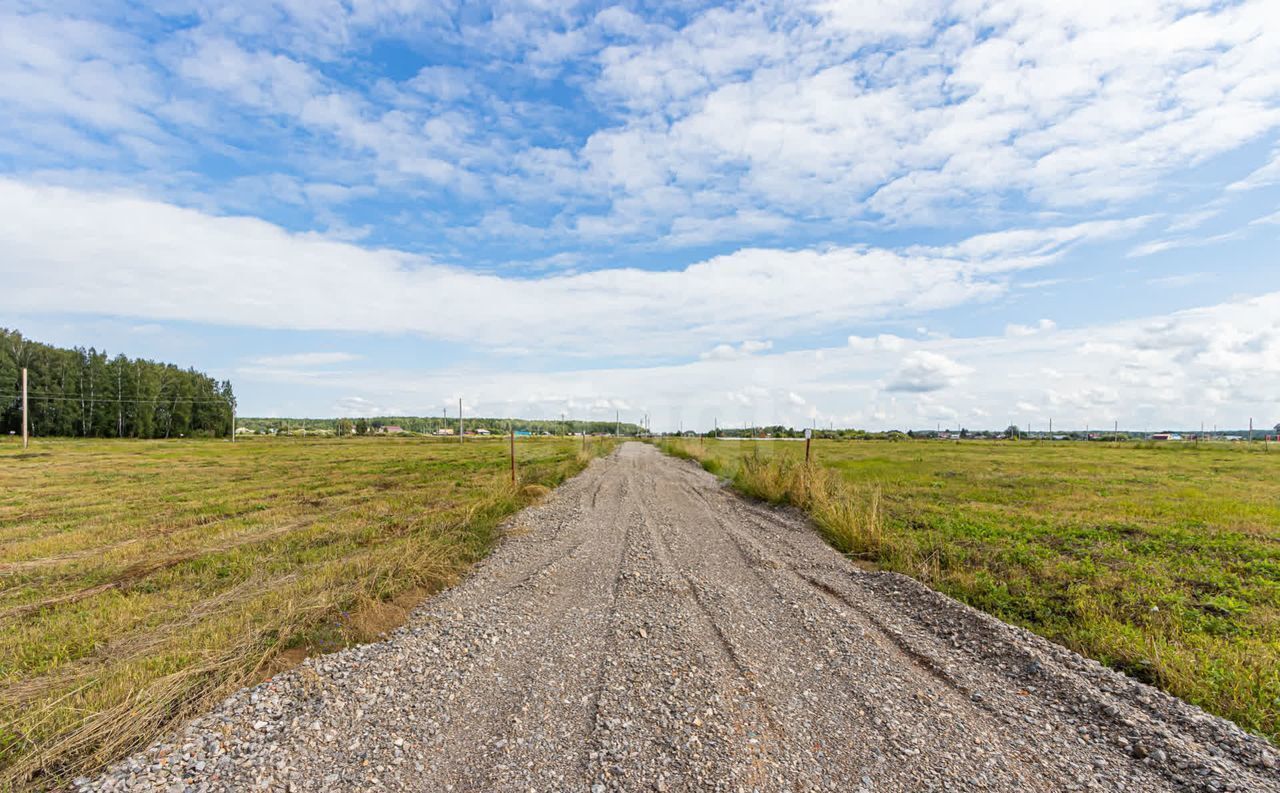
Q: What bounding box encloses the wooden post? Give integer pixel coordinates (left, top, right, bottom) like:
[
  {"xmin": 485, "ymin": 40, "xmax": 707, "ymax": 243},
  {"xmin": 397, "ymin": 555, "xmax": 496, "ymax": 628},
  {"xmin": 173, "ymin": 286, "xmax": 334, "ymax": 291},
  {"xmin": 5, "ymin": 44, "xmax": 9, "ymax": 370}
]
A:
[
  {"xmin": 805, "ymin": 428, "xmax": 812, "ymax": 463},
  {"xmin": 21, "ymin": 367, "xmax": 28, "ymax": 449},
  {"xmin": 231, "ymin": 402, "xmax": 236, "ymax": 442},
  {"xmin": 509, "ymin": 421, "xmax": 516, "ymax": 485},
  {"xmin": 458, "ymin": 398, "xmax": 463, "ymax": 442}
]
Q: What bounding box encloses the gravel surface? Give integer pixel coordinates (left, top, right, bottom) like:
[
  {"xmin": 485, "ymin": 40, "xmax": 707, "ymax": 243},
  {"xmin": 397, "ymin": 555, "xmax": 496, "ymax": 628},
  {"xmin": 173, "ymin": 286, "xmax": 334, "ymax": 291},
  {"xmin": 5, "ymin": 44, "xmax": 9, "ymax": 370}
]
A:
[{"xmin": 87, "ymin": 442, "xmax": 1280, "ymax": 792}]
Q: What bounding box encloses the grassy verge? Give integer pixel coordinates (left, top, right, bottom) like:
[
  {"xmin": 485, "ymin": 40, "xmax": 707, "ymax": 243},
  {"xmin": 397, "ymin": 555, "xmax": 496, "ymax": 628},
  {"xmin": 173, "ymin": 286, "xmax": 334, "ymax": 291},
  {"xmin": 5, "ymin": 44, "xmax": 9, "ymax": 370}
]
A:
[
  {"xmin": 0, "ymin": 435, "xmax": 614, "ymax": 789},
  {"xmin": 656, "ymin": 437, "xmax": 1280, "ymax": 743}
]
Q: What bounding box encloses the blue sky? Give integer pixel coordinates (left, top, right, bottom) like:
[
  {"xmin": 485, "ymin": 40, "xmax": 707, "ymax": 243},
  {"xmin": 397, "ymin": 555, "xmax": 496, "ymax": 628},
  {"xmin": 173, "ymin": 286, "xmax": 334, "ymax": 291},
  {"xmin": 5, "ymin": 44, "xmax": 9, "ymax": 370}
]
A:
[{"xmin": 3, "ymin": 0, "xmax": 1279, "ymax": 431}]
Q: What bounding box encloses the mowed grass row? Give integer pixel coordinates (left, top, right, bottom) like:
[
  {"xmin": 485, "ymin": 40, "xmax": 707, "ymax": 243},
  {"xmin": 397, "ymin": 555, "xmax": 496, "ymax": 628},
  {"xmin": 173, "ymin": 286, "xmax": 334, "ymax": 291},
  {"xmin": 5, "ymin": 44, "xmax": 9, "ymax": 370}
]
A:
[
  {"xmin": 0, "ymin": 435, "xmax": 615, "ymax": 789},
  {"xmin": 658, "ymin": 437, "xmax": 1280, "ymax": 743}
]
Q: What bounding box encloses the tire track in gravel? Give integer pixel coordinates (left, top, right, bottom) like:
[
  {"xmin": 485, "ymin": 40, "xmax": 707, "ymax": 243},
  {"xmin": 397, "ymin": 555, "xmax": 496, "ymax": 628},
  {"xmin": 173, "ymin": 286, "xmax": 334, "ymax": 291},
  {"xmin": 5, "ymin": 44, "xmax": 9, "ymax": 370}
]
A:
[
  {"xmin": 89, "ymin": 443, "xmax": 1280, "ymax": 793},
  {"xmin": 632, "ymin": 475, "xmax": 787, "ymax": 788},
  {"xmin": 653, "ymin": 467, "xmax": 1055, "ymax": 790}
]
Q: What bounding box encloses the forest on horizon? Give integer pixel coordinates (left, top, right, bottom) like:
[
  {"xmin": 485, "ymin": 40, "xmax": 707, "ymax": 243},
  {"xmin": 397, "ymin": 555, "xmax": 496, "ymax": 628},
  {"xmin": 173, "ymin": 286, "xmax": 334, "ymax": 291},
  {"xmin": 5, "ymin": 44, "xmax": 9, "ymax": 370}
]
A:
[{"xmin": 1, "ymin": 328, "xmax": 234, "ymax": 439}]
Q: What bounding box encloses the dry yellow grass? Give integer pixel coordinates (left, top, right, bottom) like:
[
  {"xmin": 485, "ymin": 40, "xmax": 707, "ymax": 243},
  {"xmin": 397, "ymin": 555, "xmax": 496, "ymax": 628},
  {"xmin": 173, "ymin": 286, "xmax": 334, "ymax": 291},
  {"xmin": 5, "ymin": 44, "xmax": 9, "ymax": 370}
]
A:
[
  {"xmin": 731, "ymin": 453, "xmax": 884, "ymax": 557},
  {"xmin": 0, "ymin": 435, "xmax": 614, "ymax": 789}
]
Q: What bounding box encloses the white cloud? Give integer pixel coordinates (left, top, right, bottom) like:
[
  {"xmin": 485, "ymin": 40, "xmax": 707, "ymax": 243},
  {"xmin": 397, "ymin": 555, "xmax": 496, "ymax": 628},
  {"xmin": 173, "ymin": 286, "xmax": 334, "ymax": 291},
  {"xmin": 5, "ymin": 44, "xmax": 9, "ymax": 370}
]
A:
[
  {"xmin": 1127, "ymin": 230, "xmax": 1247, "ymax": 258},
  {"xmin": 1166, "ymin": 207, "xmax": 1223, "ymax": 233},
  {"xmin": 1227, "ymin": 148, "xmax": 1280, "ymax": 192},
  {"xmin": 700, "ymin": 340, "xmax": 774, "ymax": 360},
  {"xmin": 4, "ymin": 2, "xmax": 1279, "ymax": 434},
  {"xmin": 1, "ymin": 179, "xmax": 1137, "ymax": 357},
  {"xmin": 885, "ymin": 351, "xmax": 973, "ymax": 393},
  {"xmin": 332, "ymin": 396, "xmax": 399, "ymax": 418},
  {"xmin": 229, "ymin": 290, "xmax": 1280, "ymax": 430},
  {"xmin": 1250, "ymin": 209, "xmax": 1280, "ymax": 226},
  {"xmin": 1146, "ymin": 273, "xmax": 1206, "ymax": 288},
  {"xmin": 251, "ymin": 352, "xmax": 362, "ymax": 367},
  {"xmin": 1004, "ymin": 319, "xmax": 1056, "ymax": 337},
  {"xmin": 848, "ymin": 334, "xmax": 907, "ymax": 352},
  {"xmin": 177, "ymin": 36, "xmax": 318, "ymax": 115},
  {"xmin": 0, "ymin": 11, "xmax": 167, "ymax": 165},
  {"xmin": 912, "ymin": 218, "xmax": 1152, "ymax": 264},
  {"xmin": 3, "ymin": 1, "xmax": 1278, "ymax": 255},
  {"xmin": 570, "ymin": 0, "xmax": 1280, "ymax": 235}
]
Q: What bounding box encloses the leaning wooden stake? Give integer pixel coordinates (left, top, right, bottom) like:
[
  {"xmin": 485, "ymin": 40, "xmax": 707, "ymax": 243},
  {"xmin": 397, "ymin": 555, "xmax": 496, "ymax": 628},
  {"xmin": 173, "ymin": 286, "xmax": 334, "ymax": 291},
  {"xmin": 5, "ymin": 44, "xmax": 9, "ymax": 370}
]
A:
[
  {"xmin": 509, "ymin": 421, "xmax": 517, "ymax": 485},
  {"xmin": 21, "ymin": 367, "xmax": 29, "ymax": 449}
]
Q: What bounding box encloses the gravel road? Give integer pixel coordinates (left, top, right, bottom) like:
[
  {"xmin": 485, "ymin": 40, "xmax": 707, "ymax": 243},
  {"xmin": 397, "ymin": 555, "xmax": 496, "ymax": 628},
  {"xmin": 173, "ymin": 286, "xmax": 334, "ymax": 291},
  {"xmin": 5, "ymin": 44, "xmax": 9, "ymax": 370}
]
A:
[{"xmin": 89, "ymin": 442, "xmax": 1279, "ymax": 792}]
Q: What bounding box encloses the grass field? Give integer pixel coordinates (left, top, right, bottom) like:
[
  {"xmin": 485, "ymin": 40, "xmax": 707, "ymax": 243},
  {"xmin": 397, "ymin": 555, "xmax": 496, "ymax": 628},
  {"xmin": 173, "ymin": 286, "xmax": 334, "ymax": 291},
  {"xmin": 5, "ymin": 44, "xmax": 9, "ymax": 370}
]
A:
[
  {"xmin": 0, "ymin": 435, "xmax": 614, "ymax": 789},
  {"xmin": 658, "ymin": 437, "xmax": 1280, "ymax": 743}
]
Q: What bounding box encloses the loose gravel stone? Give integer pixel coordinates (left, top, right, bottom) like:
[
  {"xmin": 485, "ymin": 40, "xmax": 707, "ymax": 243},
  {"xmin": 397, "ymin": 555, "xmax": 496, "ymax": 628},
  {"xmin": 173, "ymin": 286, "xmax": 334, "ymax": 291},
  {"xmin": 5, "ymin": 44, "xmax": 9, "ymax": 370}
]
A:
[{"xmin": 88, "ymin": 444, "xmax": 1280, "ymax": 792}]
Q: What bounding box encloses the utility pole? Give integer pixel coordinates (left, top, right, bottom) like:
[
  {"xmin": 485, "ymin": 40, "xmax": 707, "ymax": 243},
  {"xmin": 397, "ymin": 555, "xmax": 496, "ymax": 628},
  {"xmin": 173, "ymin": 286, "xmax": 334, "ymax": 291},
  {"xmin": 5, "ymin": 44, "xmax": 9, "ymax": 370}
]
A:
[
  {"xmin": 509, "ymin": 421, "xmax": 516, "ymax": 485},
  {"xmin": 21, "ymin": 367, "xmax": 28, "ymax": 449},
  {"xmin": 1249, "ymin": 417, "xmax": 1254, "ymax": 444},
  {"xmin": 615, "ymin": 410, "xmax": 620, "ymax": 438},
  {"xmin": 458, "ymin": 398, "xmax": 463, "ymax": 442},
  {"xmin": 1114, "ymin": 420, "xmax": 1119, "ymax": 442},
  {"xmin": 231, "ymin": 401, "xmax": 236, "ymax": 443}
]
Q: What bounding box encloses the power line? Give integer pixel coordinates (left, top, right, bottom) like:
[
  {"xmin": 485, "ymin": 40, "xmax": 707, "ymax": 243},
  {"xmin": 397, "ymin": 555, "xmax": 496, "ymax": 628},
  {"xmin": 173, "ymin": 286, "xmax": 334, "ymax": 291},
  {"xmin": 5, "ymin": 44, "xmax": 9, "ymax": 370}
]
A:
[{"xmin": 0, "ymin": 392, "xmax": 233, "ymax": 405}]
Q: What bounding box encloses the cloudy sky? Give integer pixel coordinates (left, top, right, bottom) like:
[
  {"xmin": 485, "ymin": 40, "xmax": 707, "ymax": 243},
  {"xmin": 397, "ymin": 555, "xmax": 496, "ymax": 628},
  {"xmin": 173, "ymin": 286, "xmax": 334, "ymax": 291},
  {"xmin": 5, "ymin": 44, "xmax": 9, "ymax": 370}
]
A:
[{"xmin": 3, "ymin": 0, "xmax": 1278, "ymax": 431}]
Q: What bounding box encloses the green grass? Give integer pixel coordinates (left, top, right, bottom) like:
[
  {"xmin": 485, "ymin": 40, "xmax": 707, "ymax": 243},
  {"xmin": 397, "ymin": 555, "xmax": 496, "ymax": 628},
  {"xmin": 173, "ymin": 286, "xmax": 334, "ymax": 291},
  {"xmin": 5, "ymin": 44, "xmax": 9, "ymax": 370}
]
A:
[
  {"xmin": 0, "ymin": 435, "xmax": 615, "ymax": 789},
  {"xmin": 657, "ymin": 437, "xmax": 1280, "ymax": 743}
]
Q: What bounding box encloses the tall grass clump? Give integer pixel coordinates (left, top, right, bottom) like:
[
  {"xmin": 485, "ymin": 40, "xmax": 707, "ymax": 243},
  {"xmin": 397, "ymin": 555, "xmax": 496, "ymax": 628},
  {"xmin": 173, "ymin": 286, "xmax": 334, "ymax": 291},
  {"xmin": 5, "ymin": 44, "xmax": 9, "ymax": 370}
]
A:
[
  {"xmin": 659, "ymin": 439, "xmax": 884, "ymax": 557},
  {"xmin": 735, "ymin": 453, "xmax": 885, "ymax": 557}
]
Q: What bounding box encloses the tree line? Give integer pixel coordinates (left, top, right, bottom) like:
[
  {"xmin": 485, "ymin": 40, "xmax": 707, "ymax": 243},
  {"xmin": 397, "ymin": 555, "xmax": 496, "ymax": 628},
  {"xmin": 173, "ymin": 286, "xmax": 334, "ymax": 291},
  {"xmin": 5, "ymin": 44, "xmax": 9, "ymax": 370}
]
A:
[
  {"xmin": 1, "ymin": 328, "xmax": 235, "ymax": 439},
  {"xmin": 236, "ymin": 416, "xmax": 645, "ymax": 436}
]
